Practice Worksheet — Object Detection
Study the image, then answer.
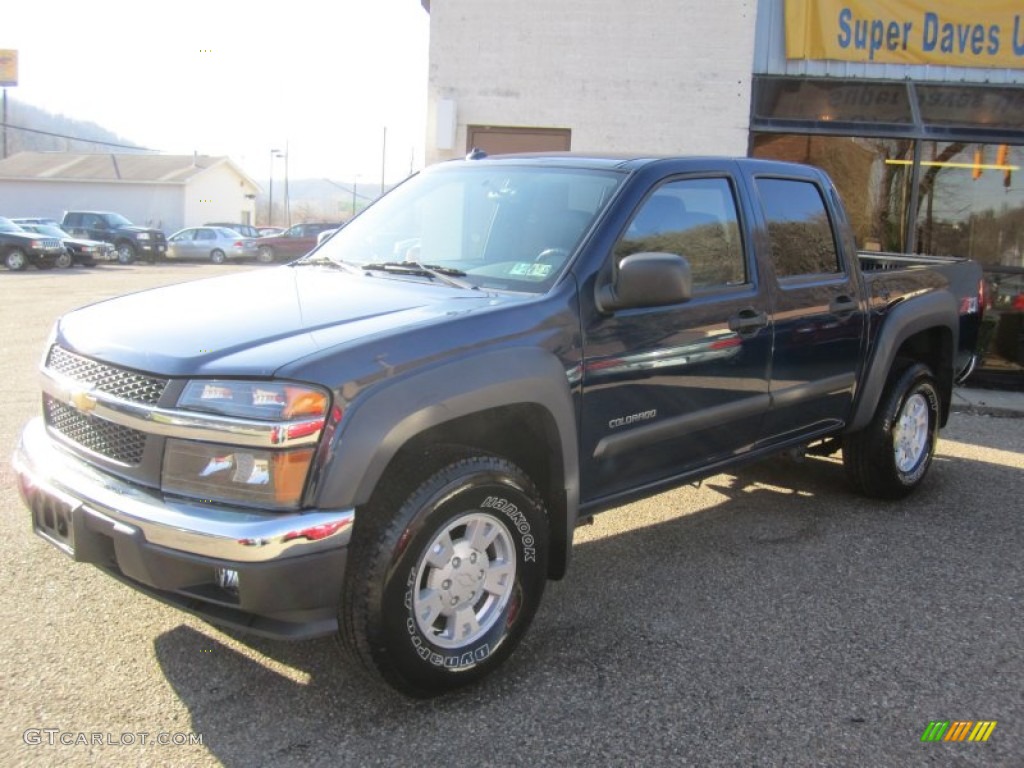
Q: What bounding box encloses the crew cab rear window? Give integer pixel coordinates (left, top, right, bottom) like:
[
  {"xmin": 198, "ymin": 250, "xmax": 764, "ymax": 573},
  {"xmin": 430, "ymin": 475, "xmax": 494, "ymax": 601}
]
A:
[
  {"xmin": 755, "ymin": 178, "xmax": 841, "ymax": 278},
  {"xmin": 616, "ymin": 177, "xmax": 747, "ymax": 290}
]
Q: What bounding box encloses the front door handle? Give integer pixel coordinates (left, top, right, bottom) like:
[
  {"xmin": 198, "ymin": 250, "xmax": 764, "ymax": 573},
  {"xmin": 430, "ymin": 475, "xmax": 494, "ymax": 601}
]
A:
[{"xmin": 729, "ymin": 308, "xmax": 767, "ymax": 334}]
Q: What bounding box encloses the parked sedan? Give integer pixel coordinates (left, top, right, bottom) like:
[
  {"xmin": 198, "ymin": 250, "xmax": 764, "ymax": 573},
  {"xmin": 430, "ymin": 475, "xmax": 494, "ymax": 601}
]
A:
[
  {"xmin": 166, "ymin": 227, "xmax": 258, "ymax": 263},
  {"xmin": 12, "ymin": 221, "xmax": 115, "ymax": 267},
  {"xmin": 204, "ymin": 222, "xmax": 262, "ymax": 239}
]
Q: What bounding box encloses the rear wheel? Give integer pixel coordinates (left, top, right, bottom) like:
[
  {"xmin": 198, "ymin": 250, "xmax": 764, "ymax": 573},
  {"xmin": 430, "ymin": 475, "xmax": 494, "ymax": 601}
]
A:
[
  {"xmin": 843, "ymin": 362, "xmax": 940, "ymax": 499},
  {"xmin": 210, "ymin": 249, "xmax": 226, "ymax": 264},
  {"xmin": 339, "ymin": 453, "xmax": 548, "ymax": 697},
  {"xmin": 257, "ymin": 245, "xmax": 275, "ymax": 264}
]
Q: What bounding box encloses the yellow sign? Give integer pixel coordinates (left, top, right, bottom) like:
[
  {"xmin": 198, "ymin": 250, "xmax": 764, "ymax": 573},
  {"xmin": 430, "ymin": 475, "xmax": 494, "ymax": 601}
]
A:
[
  {"xmin": 785, "ymin": 0, "xmax": 1024, "ymax": 68},
  {"xmin": 0, "ymin": 49, "xmax": 16, "ymax": 86}
]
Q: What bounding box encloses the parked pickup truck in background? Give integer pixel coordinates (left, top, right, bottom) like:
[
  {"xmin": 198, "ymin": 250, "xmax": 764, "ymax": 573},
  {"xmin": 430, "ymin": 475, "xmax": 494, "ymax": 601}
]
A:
[
  {"xmin": 61, "ymin": 211, "xmax": 167, "ymax": 264},
  {"xmin": 14, "ymin": 155, "xmax": 983, "ymax": 697}
]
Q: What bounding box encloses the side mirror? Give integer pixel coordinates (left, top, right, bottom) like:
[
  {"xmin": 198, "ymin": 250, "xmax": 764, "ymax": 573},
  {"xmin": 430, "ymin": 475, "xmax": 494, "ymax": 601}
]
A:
[{"xmin": 596, "ymin": 252, "xmax": 692, "ymax": 313}]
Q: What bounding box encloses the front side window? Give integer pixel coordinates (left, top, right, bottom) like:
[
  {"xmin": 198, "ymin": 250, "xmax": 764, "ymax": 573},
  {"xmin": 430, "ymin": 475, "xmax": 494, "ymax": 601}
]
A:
[
  {"xmin": 756, "ymin": 178, "xmax": 841, "ymax": 278},
  {"xmin": 615, "ymin": 177, "xmax": 747, "ymax": 290}
]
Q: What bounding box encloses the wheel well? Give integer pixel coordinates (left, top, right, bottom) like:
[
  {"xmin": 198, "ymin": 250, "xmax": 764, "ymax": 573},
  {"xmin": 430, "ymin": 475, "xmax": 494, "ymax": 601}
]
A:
[
  {"xmin": 892, "ymin": 326, "xmax": 953, "ymax": 424},
  {"xmin": 372, "ymin": 404, "xmax": 570, "ymax": 580}
]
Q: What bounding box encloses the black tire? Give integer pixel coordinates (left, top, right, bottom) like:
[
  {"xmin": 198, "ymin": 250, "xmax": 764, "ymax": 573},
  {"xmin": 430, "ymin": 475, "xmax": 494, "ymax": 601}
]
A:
[
  {"xmin": 56, "ymin": 250, "xmax": 74, "ymax": 269},
  {"xmin": 340, "ymin": 453, "xmax": 548, "ymax": 697},
  {"xmin": 210, "ymin": 249, "xmax": 226, "ymax": 264},
  {"xmin": 257, "ymin": 245, "xmax": 275, "ymax": 264},
  {"xmin": 116, "ymin": 242, "xmax": 136, "ymax": 264},
  {"xmin": 4, "ymin": 248, "xmax": 28, "ymax": 271},
  {"xmin": 843, "ymin": 362, "xmax": 940, "ymax": 499}
]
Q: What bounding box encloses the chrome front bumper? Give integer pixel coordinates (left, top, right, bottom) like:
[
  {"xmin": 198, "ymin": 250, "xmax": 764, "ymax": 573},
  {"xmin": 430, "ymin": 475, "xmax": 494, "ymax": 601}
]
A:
[
  {"xmin": 13, "ymin": 417, "xmax": 354, "ymax": 563},
  {"xmin": 13, "ymin": 417, "xmax": 355, "ymax": 638}
]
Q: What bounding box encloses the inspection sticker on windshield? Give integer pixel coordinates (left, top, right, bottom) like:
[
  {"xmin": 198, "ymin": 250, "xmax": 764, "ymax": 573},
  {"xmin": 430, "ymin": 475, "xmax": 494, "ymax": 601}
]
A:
[{"xmin": 509, "ymin": 263, "xmax": 554, "ymax": 278}]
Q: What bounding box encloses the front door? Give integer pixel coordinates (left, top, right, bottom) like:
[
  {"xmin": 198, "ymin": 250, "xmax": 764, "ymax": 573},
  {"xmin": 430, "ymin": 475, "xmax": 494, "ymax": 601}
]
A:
[{"xmin": 579, "ymin": 174, "xmax": 772, "ymax": 504}]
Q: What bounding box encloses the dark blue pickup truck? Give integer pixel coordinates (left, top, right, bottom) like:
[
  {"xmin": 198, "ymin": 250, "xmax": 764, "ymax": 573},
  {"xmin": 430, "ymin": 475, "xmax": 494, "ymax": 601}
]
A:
[{"xmin": 14, "ymin": 155, "xmax": 983, "ymax": 696}]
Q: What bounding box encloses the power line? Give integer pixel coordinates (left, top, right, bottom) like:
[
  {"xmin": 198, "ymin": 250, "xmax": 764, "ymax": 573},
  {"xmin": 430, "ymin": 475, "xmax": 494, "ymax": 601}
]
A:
[{"xmin": 0, "ymin": 121, "xmax": 158, "ymax": 152}]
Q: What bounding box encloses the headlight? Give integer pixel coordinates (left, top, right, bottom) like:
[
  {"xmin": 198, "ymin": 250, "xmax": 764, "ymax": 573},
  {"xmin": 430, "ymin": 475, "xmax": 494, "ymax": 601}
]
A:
[
  {"xmin": 178, "ymin": 380, "xmax": 328, "ymax": 420},
  {"xmin": 137, "ymin": 233, "xmax": 151, "ymax": 240},
  {"xmin": 162, "ymin": 380, "xmax": 332, "ymax": 509}
]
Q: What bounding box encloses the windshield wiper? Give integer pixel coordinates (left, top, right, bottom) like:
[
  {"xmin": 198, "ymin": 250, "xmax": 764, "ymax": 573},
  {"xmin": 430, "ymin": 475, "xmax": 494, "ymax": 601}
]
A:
[
  {"xmin": 292, "ymin": 255, "xmax": 359, "ymax": 272},
  {"xmin": 361, "ymin": 261, "xmax": 477, "ymax": 290}
]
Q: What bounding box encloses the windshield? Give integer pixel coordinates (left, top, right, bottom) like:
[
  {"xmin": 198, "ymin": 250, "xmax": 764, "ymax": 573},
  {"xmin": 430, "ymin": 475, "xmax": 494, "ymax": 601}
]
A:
[
  {"xmin": 311, "ymin": 163, "xmax": 624, "ymax": 293},
  {"xmin": 104, "ymin": 213, "xmax": 134, "ymax": 227},
  {"xmin": 0, "ymin": 217, "xmax": 25, "ymax": 233}
]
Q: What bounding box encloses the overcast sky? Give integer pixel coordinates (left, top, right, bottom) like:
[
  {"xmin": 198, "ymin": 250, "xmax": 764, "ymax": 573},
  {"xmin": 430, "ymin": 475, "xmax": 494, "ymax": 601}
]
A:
[{"xmin": 2, "ymin": 0, "xmax": 430, "ymax": 183}]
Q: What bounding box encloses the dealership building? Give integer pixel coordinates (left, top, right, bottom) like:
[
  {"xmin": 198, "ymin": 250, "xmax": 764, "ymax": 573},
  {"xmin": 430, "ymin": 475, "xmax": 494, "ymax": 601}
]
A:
[{"xmin": 423, "ymin": 0, "xmax": 1024, "ymax": 373}]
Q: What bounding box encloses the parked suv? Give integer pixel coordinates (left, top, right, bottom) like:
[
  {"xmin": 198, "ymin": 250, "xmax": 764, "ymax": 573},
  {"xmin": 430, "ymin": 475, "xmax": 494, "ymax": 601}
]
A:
[
  {"xmin": 13, "ymin": 220, "xmax": 116, "ymax": 268},
  {"xmin": 253, "ymin": 221, "xmax": 342, "ymax": 263},
  {"xmin": 0, "ymin": 216, "xmax": 65, "ymax": 270},
  {"xmin": 61, "ymin": 211, "xmax": 167, "ymax": 264}
]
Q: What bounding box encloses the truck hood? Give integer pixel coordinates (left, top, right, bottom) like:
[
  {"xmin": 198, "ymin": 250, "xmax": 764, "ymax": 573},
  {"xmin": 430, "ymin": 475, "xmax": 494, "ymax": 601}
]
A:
[
  {"xmin": 120, "ymin": 225, "xmax": 164, "ymax": 235},
  {"xmin": 56, "ymin": 266, "xmax": 514, "ymax": 377}
]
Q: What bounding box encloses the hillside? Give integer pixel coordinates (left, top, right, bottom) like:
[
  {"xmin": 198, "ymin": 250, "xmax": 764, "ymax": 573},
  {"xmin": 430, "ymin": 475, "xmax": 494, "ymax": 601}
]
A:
[{"xmin": 1, "ymin": 97, "xmax": 144, "ymax": 156}]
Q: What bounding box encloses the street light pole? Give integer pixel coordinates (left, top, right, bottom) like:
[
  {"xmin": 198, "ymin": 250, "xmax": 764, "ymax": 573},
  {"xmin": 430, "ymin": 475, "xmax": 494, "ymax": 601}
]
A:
[
  {"xmin": 268, "ymin": 150, "xmax": 275, "ymax": 226},
  {"xmin": 284, "ymin": 140, "xmax": 291, "ymax": 228}
]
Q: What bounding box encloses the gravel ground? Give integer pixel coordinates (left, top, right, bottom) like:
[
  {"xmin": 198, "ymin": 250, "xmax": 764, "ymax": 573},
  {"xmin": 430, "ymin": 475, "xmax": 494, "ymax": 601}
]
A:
[{"xmin": 1, "ymin": 263, "xmax": 1021, "ymax": 767}]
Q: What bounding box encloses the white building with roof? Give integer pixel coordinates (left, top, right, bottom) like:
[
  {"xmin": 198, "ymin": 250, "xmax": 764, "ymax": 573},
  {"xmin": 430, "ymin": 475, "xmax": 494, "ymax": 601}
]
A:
[{"xmin": 0, "ymin": 152, "xmax": 260, "ymax": 233}]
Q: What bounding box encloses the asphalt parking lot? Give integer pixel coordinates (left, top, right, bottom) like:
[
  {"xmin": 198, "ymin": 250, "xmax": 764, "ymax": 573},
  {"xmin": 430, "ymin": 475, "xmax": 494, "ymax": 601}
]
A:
[{"xmin": 1, "ymin": 263, "xmax": 1022, "ymax": 767}]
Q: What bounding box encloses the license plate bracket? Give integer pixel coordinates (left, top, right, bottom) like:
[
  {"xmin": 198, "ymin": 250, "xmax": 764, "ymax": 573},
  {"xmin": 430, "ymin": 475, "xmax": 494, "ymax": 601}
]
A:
[{"xmin": 31, "ymin": 488, "xmax": 79, "ymax": 557}]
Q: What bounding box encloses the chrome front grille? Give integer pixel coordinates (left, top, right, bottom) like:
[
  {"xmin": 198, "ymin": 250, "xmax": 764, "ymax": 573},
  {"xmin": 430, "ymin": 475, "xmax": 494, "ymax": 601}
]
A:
[
  {"xmin": 44, "ymin": 396, "xmax": 147, "ymax": 465},
  {"xmin": 46, "ymin": 346, "xmax": 168, "ymax": 405}
]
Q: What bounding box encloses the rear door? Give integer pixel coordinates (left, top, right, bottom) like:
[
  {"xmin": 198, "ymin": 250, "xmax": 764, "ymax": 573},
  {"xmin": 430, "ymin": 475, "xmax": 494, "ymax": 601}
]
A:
[
  {"xmin": 747, "ymin": 172, "xmax": 867, "ymax": 444},
  {"xmin": 579, "ymin": 170, "xmax": 772, "ymax": 504}
]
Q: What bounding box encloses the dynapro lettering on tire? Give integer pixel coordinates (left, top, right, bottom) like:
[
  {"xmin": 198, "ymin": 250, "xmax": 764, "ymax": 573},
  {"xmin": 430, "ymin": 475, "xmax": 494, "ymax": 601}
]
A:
[{"xmin": 339, "ymin": 454, "xmax": 548, "ymax": 697}]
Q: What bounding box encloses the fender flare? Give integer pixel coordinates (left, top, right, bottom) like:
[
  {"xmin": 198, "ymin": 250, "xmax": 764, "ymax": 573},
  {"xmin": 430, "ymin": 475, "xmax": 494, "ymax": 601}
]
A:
[
  {"xmin": 848, "ymin": 290, "xmax": 957, "ymax": 432},
  {"xmin": 314, "ymin": 347, "xmax": 580, "ymax": 573}
]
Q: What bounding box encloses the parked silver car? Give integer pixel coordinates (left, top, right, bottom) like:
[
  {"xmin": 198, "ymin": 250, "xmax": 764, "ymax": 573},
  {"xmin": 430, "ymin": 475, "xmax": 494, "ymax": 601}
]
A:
[{"xmin": 166, "ymin": 227, "xmax": 258, "ymax": 263}]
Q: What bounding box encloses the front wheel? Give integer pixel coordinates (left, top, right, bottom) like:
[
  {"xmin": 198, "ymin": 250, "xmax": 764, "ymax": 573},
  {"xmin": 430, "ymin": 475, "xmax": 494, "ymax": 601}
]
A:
[
  {"xmin": 116, "ymin": 242, "xmax": 136, "ymax": 264},
  {"xmin": 4, "ymin": 248, "xmax": 28, "ymax": 271},
  {"xmin": 843, "ymin": 362, "xmax": 940, "ymax": 499},
  {"xmin": 56, "ymin": 250, "xmax": 74, "ymax": 269},
  {"xmin": 340, "ymin": 454, "xmax": 548, "ymax": 697},
  {"xmin": 209, "ymin": 249, "xmax": 226, "ymax": 264},
  {"xmin": 256, "ymin": 245, "xmax": 274, "ymax": 264}
]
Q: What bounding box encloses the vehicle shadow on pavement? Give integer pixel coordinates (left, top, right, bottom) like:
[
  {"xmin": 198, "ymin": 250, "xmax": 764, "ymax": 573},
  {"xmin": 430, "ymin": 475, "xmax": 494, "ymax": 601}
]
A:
[{"xmin": 152, "ymin": 447, "xmax": 1022, "ymax": 767}]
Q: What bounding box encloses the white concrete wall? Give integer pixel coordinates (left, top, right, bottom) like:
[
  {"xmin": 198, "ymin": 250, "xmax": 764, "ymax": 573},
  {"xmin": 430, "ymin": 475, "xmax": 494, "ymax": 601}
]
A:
[
  {"xmin": 425, "ymin": 0, "xmax": 758, "ymax": 164},
  {"xmin": 0, "ymin": 181, "xmax": 182, "ymax": 232},
  {"xmin": 183, "ymin": 163, "xmax": 259, "ymax": 230}
]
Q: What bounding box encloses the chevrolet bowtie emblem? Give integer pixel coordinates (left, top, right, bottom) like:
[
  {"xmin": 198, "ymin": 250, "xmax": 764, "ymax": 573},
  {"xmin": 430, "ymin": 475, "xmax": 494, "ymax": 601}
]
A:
[{"xmin": 70, "ymin": 389, "xmax": 98, "ymax": 413}]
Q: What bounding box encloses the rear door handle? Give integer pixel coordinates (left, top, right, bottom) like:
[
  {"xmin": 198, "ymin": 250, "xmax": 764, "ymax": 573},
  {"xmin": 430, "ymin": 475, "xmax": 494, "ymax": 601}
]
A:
[
  {"xmin": 729, "ymin": 308, "xmax": 767, "ymax": 334},
  {"xmin": 829, "ymin": 295, "xmax": 858, "ymax": 315}
]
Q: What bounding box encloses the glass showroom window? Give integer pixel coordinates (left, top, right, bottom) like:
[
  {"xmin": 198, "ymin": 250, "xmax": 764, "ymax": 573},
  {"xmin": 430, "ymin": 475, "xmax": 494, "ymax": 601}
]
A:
[
  {"xmin": 913, "ymin": 142, "xmax": 1023, "ymax": 270},
  {"xmin": 752, "ymin": 135, "xmax": 915, "ymax": 253}
]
